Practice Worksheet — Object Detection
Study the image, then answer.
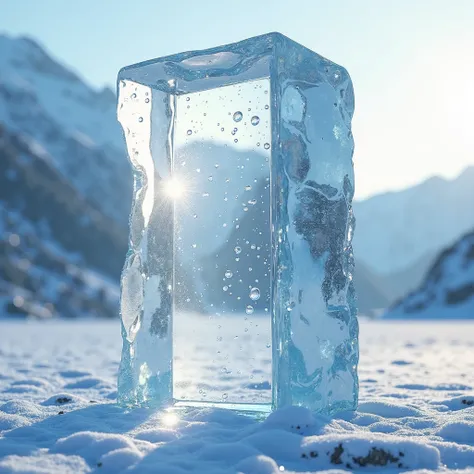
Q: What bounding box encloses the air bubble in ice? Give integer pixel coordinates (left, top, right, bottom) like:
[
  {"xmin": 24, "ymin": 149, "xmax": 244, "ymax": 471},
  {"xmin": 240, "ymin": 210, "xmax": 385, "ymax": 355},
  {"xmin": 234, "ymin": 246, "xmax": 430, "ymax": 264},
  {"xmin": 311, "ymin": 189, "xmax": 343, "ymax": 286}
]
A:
[
  {"xmin": 234, "ymin": 246, "xmax": 242, "ymax": 254},
  {"xmin": 245, "ymin": 185, "xmax": 252, "ymax": 191},
  {"xmin": 208, "ymin": 176, "xmax": 213, "ymax": 181},
  {"xmin": 249, "ymin": 288, "xmax": 260, "ymax": 301},
  {"xmin": 246, "ymin": 305, "xmax": 254, "ymax": 315},
  {"xmin": 138, "ymin": 117, "xmax": 143, "ymax": 122},
  {"xmin": 233, "ymin": 111, "xmax": 243, "ymax": 122},
  {"xmin": 225, "ymin": 270, "xmax": 233, "ymax": 279},
  {"xmin": 251, "ymin": 116, "xmax": 260, "ymax": 126},
  {"xmin": 264, "ymin": 143, "xmax": 270, "ymax": 149},
  {"xmin": 187, "ymin": 130, "xmax": 192, "ymax": 135}
]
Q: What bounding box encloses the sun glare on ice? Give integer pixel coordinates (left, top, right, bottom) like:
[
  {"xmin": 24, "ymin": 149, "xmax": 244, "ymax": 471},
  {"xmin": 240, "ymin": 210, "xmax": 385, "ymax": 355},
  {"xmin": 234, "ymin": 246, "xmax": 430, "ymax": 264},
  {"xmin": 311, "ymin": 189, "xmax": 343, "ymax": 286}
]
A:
[
  {"xmin": 161, "ymin": 411, "xmax": 180, "ymax": 427},
  {"xmin": 163, "ymin": 177, "xmax": 186, "ymax": 200}
]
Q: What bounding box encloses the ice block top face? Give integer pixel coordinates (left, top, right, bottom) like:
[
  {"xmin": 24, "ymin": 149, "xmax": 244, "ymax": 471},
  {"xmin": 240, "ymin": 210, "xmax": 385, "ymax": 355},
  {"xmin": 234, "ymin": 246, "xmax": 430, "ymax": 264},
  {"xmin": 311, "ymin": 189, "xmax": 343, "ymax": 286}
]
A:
[
  {"xmin": 118, "ymin": 33, "xmax": 274, "ymax": 95},
  {"xmin": 118, "ymin": 33, "xmax": 354, "ymax": 113}
]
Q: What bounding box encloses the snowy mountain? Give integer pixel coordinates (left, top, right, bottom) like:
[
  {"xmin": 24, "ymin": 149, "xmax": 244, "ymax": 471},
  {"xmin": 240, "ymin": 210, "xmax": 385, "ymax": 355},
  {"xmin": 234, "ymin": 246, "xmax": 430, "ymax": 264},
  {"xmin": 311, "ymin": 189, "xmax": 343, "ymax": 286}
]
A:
[
  {"xmin": 353, "ymin": 167, "xmax": 474, "ymax": 275},
  {"xmin": 0, "ymin": 34, "xmax": 131, "ymax": 225},
  {"xmin": 1, "ymin": 33, "xmax": 473, "ymax": 319},
  {"xmin": 384, "ymin": 229, "xmax": 474, "ymax": 319},
  {"xmin": 0, "ymin": 34, "xmax": 129, "ymax": 318},
  {"xmin": 0, "ymin": 123, "xmax": 123, "ymax": 318}
]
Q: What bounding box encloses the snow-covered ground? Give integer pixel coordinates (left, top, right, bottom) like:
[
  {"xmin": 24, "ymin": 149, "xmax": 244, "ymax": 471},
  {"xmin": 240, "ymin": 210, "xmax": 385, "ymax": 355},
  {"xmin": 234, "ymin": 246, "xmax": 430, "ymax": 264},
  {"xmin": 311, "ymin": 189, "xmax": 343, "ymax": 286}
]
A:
[{"xmin": 0, "ymin": 320, "xmax": 474, "ymax": 473}]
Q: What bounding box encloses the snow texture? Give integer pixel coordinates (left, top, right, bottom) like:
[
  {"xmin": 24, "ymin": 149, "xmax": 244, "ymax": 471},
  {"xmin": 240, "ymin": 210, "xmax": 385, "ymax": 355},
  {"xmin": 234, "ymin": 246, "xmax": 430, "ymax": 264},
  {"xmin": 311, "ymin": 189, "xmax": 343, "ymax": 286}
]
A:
[{"xmin": 1, "ymin": 320, "xmax": 474, "ymax": 473}]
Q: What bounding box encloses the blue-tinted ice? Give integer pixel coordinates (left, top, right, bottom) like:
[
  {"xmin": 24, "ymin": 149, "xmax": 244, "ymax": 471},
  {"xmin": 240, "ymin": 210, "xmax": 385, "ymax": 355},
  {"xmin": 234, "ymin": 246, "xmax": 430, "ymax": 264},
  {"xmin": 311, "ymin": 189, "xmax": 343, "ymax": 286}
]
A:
[{"xmin": 117, "ymin": 33, "xmax": 358, "ymax": 414}]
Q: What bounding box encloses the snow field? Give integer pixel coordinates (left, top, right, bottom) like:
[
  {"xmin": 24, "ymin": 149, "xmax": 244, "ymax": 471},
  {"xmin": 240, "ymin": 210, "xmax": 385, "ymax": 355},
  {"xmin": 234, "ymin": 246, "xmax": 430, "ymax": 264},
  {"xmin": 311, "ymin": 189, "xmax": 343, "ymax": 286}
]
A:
[{"xmin": 0, "ymin": 320, "xmax": 473, "ymax": 473}]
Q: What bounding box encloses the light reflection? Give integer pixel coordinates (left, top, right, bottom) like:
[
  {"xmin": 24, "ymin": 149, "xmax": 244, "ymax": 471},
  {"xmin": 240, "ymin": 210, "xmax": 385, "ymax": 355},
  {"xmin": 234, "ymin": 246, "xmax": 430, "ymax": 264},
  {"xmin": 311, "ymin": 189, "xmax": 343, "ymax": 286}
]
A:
[
  {"xmin": 161, "ymin": 411, "xmax": 180, "ymax": 427},
  {"xmin": 162, "ymin": 177, "xmax": 186, "ymax": 200}
]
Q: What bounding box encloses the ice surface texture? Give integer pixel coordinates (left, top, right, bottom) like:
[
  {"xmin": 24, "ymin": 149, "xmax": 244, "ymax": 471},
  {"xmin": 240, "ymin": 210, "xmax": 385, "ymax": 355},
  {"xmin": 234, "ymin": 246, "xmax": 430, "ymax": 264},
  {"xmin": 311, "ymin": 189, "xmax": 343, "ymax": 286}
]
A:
[{"xmin": 117, "ymin": 32, "xmax": 358, "ymax": 414}]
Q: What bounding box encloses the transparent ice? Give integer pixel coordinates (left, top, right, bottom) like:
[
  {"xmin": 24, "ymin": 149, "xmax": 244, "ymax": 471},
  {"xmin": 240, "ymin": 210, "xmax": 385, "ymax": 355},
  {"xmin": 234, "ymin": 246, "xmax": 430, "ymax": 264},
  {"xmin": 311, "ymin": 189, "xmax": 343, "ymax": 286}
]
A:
[{"xmin": 117, "ymin": 32, "xmax": 358, "ymax": 414}]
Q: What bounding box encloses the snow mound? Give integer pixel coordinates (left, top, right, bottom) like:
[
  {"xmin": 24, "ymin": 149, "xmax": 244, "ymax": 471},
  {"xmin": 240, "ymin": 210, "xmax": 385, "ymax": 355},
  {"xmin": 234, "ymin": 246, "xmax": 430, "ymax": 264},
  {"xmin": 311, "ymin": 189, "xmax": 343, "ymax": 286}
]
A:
[{"xmin": 0, "ymin": 453, "xmax": 89, "ymax": 474}]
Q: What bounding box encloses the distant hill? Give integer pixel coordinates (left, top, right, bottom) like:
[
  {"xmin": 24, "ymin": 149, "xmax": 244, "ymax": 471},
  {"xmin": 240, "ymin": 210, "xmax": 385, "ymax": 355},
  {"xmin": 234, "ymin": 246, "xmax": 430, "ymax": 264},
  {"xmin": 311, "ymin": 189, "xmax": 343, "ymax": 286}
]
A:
[
  {"xmin": 353, "ymin": 168, "xmax": 474, "ymax": 275},
  {"xmin": 352, "ymin": 261, "xmax": 392, "ymax": 316},
  {"xmin": 0, "ymin": 124, "xmax": 123, "ymax": 318},
  {"xmin": 375, "ymin": 251, "xmax": 435, "ymax": 303},
  {"xmin": 383, "ymin": 229, "xmax": 474, "ymax": 319}
]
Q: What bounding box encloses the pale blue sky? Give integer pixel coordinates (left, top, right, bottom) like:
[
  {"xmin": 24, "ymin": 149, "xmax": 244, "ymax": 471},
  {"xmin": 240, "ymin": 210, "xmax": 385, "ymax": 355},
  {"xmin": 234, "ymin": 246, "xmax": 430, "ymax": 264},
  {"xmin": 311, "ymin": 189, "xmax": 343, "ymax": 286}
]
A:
[{"xmin": 1, "ymin": 0, "xmax": 474, "ymax": 199}]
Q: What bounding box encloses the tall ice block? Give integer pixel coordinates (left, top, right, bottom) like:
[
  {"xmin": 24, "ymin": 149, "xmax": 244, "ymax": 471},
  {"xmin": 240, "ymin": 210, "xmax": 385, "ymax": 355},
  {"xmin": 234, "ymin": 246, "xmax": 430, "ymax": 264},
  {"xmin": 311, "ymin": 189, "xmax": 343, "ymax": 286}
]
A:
[{"xmin": 117, "ymin": 32, "xmax": 358, "ymax": 414}]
